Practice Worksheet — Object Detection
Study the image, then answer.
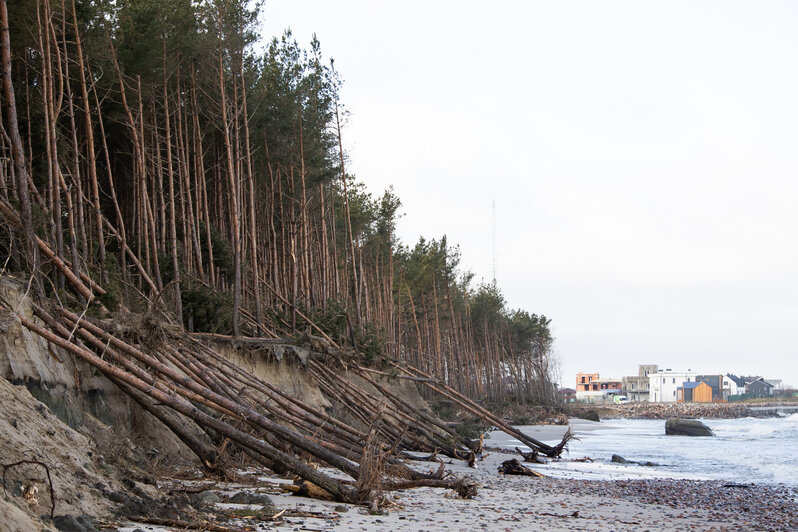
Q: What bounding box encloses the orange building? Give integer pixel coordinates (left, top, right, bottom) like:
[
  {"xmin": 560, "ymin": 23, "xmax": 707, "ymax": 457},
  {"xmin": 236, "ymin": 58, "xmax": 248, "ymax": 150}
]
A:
[
  {"xmin": 576, "ymin": 372, "xmax": 600, "ymax": 392},
  {"xmin": 596, "ymin": 378, "xmax": 623, "ymax": 391}
]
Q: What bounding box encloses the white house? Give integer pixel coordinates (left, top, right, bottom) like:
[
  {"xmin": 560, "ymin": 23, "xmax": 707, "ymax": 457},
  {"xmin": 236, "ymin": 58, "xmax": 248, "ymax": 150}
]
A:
[
  {"xmin": 722, "ymin": 375, "xmax": 740, "ymax": 397},
  {"xmin": 649, "ymin": 370, "xmax": 698, "ymax": 402}
]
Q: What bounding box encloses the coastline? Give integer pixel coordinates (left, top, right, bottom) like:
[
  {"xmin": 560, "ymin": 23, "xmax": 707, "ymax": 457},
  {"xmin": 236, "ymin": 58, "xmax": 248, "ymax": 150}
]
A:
[
  {"xmin": 167, "ymin": 447, "xmax": 797, "ymax": 532},
  {"xmin": 117, "ymin": 421, "xmax": 798, "ymax": 531}
]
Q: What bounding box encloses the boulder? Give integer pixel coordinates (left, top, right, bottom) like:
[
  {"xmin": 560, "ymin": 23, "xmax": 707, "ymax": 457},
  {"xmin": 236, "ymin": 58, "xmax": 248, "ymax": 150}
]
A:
[
  {"xmin": 665, "ymin": 418, "xmax": 713, "ymax": 437},
  {"xmin": 611, "ymin": 454, "xmax": 659, "ymax": 467},
  {"xmin": 189, "ymin": 490, "xmax": 220, "ymax": 506},
  {"xmin": 53, "ymin": 515, "xmax": 98, "ymax": 532},
  {"xmin": 576, "ymin": 410, "xmax": 600, "ymax": 422},
  {"xmin": 227, "ymin": 491, "xmax": 275, "ymax": 508}
]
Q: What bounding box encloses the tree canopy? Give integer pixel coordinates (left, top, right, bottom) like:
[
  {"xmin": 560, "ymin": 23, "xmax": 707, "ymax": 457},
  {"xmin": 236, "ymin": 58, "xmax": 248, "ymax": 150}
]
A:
[{"xmin": 0, "ymin": 0, "xmax": 558, "ymax": 405}]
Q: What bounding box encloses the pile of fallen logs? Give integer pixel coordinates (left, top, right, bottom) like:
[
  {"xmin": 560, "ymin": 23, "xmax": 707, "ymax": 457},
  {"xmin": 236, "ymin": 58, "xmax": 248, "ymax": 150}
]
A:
[{"xmin": 1, "ymin": 282, "xmax": 571, "ymax": 507}]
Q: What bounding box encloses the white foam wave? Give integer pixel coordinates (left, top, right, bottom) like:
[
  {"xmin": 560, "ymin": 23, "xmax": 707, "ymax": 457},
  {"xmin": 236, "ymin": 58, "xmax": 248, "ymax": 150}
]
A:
[{"xmin": 490, "ymin": 417, "xmax": 798, "ymax": 486}]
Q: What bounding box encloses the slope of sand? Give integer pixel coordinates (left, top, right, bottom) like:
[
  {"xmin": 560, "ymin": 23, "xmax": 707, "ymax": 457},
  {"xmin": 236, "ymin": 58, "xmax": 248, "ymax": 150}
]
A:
[{"xmin": 0, "ymin": 376, "xmax": 131, "ymax": 528}]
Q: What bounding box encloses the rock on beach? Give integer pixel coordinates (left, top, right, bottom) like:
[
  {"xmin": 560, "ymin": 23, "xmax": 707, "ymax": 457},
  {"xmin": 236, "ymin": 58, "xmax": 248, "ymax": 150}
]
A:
[{"xmin": 665, "ymin": 418, "xmax": 714, "ymax": 436}]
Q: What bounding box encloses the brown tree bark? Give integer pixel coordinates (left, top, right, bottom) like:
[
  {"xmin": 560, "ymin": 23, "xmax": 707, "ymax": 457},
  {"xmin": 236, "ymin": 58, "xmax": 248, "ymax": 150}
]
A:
[{"xmin": 0, "ymin": 0, "xmax": 39, "ymax": 284}]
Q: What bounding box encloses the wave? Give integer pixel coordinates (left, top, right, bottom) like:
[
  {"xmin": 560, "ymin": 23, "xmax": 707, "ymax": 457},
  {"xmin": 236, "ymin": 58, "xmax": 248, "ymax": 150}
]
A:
[
  {"xmin": 755, "ymin": 461, "xmax": 798, "ymax": 484},
  {"xmin": 783, "ymin": 412, "xmax": 798, "ymax": 422},
  {"xmin": 741, "ymin": 424, "xmax": 780, "ymax": 437},
  {"xmin": 714, "ymin": 417, "xmax": 798, "ymax": 439},
  {"xmin": 490, "ymin": 418, "xmax": 798, "ymax": 486}
]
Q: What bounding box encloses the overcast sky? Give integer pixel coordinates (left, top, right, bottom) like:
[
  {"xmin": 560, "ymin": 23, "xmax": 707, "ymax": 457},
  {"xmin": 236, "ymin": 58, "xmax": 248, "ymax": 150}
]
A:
[{"xmin": 261, "ymin": 1, "xmax": 798, "ymax": 387}]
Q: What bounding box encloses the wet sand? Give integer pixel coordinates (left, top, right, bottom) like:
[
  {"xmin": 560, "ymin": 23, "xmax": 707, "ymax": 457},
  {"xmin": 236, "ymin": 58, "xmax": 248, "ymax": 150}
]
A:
[{"xmin": 245, "ymin": 446, "xmax": 794, "ymax": 531}]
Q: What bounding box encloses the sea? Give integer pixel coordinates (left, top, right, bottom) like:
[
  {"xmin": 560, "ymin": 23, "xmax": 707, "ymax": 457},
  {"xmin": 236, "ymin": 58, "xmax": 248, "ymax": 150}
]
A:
[{"xmin": 485, "ymin": 413, "xmax": 798, "ymax": 486}]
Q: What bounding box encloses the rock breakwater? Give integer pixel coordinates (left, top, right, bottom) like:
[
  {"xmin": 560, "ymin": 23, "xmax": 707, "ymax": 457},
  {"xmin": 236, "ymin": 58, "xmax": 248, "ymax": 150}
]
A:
[{"xmin": 584, "ymin": 402, "xmax": 768, "ymax": 420}]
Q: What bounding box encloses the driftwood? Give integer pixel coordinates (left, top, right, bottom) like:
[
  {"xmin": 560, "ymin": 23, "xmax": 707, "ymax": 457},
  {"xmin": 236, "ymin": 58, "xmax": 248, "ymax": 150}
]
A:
[
  {"xmin": 515, "ymin": 447, "xmax": 544, "ymax": 464},
  {"xmin": 125, "ymin": 516, "xmax": 245, "ymax": 532},
  {"xmin": 498, "ymin": 459, "xmax": 544, "ymax": 477},
  {"xmin": 384, "ymin": 477, "xmax": 479, "ymax": 499},
  {"xmin": 281, "ymin": 481, "xmax": 336, "ymax": 501}
]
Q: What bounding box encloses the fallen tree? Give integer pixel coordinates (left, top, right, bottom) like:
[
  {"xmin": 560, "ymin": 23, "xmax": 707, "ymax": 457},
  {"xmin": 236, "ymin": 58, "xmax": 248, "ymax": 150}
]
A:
[{"xmin": 0, "ymin": 288, "xmax": 482, "ymax": 507}]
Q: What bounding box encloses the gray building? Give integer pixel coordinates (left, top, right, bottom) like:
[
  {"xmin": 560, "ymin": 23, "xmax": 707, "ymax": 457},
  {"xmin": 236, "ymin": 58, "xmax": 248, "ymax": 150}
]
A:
[
  {"xmin": 696, "ymin": 375, "xmax": 724, "ymax": 400},
  {"xmin": 746, "ymin": 378, "xmax": 774, "ymax": 398},
  {"xmin": 622, "ymin": 364, "xmax": 658, "ymax": 402}
]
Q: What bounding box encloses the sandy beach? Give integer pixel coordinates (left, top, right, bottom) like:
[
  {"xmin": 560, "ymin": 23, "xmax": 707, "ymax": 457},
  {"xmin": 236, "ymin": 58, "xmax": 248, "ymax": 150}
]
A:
[
  {"xmin": 253, "ymin": 452, "xmax": 796, "ymax": 531},
  {"xmin": 117, "ymin": 423, "xmax": 798, "ymax": 532}
]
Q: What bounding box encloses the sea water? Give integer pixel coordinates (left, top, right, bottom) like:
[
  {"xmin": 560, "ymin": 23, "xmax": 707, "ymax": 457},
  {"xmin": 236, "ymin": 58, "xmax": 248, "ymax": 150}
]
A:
[{"xmin": 486, "ymin": 413, "xmax": 798, "ymax": 486}]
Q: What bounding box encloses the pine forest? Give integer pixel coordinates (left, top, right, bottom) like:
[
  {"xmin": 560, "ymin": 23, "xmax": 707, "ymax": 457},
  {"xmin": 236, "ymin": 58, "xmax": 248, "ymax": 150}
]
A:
[{"xmin": 1, "ymin": 0, "xmax": 558, "ymax": 406}]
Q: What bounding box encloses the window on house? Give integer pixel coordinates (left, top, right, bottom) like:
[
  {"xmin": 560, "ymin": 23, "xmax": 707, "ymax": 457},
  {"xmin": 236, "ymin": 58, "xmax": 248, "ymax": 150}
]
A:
[
  {"xmin": 662, "ymin": 378, "xmax": 665, "ymax": 383},
  {"xmin": 672, "ymin": 378, "xmax": 676, "ymax": 384},
  {"xmin": 646, "ymin": 384, "xmax": 649, "ymax": 389},
  {"xmin": 631, "ymin": 383, "xmax": 635, "ymax": 390}
]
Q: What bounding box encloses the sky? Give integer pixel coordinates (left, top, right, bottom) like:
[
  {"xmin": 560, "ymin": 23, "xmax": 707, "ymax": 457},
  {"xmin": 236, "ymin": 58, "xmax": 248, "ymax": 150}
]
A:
[{"xmin": 260, "ymin": 1, "xmax": 798, "ymax": 388}]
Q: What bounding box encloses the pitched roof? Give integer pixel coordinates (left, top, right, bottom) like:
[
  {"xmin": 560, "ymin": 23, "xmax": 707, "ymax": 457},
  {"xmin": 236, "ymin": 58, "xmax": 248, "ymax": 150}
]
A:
[
  {"xmin": 681, "ymin": 381, "xmax": 704, "ymax": 390},
  {"xmin": 726, "ymin": 374, "xmax": 747, "ymax": 387}
]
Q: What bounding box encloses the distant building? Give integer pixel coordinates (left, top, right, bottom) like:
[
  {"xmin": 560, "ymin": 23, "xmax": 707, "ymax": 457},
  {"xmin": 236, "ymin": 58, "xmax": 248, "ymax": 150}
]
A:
[
  {"xmin": 726, "ymin": 374, "xmax": 748, "ymax": 391},
  {"xmin": 575, "ymin": 372, "xmax": 602, "ymax": 402},
  {"xmin": 696, "ymin": 375, "xmax": 724, "ymax": 401},
  {"xmin": 595, "ymin": 378, "xmax": 623, "ymax": 392},
  {"xmin": 722, "ymin": 375, "xmax": 741, "ymax": 397},
  {"xmin": 559, "ymin": 388, "xmax": 576, "ymax": 403},
  {"xmin": 649, "ymin": 369, "xmax": 698, "ymax": 402},
  {"xmin": 622, "ymin": 364, "xmax": 658, "ymax": 402},
  {"xmin": 746, "ymin": 378, "xmax": 774, "ymax": 398},
  {"xmin": 576, "ymin": 372, "xmax": 600, "ymax": 392},
  {"xmin": 677, "ymin": 381, "xmax": 713, "ymax": 403},
  {"xmin": 765, "ymin": 379, "xmax": 783, "ymax": 392},
  {"xmin": 575, "ymin": 373, "xmax": 622, "ymax": 402},
  {"xmin": 727, "ymin": 374, "xmax": 776, "ymax": 398}
]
